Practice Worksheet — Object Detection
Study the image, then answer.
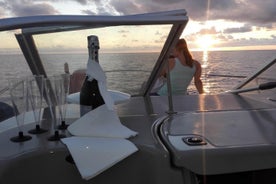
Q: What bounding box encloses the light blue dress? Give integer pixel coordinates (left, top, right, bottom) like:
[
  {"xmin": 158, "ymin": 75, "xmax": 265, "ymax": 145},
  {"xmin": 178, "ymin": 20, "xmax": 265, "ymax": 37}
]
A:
[{"xmin": 158, "ymin": 58, "xmax": 196, "ymax": 95}]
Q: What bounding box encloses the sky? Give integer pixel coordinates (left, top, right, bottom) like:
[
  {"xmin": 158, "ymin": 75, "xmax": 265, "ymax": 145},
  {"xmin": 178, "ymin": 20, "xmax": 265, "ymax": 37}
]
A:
[{"xmin": 0, "ymin": 0, "xmax": 275, "ymax": 52}]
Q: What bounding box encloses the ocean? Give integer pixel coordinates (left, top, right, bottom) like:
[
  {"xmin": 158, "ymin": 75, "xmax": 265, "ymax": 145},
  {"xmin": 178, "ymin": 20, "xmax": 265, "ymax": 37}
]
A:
[{"xmin": 0, "ymin": 50, "xmax": 275, "ymax": 99}]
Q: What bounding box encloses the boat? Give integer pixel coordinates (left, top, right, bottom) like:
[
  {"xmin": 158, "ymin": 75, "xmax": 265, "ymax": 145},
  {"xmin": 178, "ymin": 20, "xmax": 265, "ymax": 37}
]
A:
[{"xmin": 0, "ymin": 9, "xmax": 276, "ymax": 184}]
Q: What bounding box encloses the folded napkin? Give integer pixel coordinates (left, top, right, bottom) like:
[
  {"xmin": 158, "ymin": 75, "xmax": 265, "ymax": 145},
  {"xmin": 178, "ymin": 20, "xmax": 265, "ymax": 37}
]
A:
[
  {"xmin": 68, "ymin": 104, "xmax": 138, "ymax": 138},
  {"xmin": 61, "ymin": 136, "xmax": 138, "ymax": 180}
]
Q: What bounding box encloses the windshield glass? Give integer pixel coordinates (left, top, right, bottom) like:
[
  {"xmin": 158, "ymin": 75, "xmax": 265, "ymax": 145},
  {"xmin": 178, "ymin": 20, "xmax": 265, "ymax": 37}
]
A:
[
  {"xmin": 0, "ymin": 31, "xmax": 32, "ymax": 100},
  {"xmin": 32, "ymin": 25, "xmax": 171, "ymax": 95}
]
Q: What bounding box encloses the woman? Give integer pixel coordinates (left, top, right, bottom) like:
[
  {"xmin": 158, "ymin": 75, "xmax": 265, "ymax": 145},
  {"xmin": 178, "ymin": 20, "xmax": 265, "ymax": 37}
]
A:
[{"xmin": 157, "ymin": 38, "xmax": 204, "ymax": 95}]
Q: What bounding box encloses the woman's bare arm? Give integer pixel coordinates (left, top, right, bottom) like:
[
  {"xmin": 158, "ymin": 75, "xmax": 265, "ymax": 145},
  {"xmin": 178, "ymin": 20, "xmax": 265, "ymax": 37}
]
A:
[{"xmin": 193, "ymin": 60, "xmax": 204, "ymax": 94}]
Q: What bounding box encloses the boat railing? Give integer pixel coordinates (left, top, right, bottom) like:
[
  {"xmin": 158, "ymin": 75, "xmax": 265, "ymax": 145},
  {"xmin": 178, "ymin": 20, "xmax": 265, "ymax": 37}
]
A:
[{"xmin": 233, "ymin": 58, "xmax": 276, "ymax": 90}]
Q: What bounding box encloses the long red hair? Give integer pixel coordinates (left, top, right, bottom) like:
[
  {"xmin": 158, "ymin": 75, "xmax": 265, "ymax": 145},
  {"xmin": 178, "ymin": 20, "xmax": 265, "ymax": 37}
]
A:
[{"xmin": 175, "ymin": 39, "xmax": 193, "ymax": 68}]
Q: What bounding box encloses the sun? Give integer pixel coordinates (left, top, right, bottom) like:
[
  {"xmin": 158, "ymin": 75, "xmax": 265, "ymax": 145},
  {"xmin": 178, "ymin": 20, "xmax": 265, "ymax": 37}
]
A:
[{"xmin": 196, "ymin": 35, "xmax": 217, "ymax": 51}]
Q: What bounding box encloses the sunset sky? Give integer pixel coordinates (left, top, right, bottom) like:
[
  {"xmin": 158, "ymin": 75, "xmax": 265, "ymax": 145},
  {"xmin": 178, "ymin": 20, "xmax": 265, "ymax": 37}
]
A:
[{"xmin": 0, "ymin": 0, "xmax": 275, "ymax": 52}]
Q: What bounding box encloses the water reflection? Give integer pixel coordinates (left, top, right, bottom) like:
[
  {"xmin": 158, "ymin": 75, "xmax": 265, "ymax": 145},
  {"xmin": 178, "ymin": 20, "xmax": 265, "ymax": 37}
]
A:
[
  {"xmin": 201, "ymin": 50, "xmax": 210, "ymax": 94},
  {"xmin": 202, "ymin": 50, "xmax": 208, "ymax": 69}
]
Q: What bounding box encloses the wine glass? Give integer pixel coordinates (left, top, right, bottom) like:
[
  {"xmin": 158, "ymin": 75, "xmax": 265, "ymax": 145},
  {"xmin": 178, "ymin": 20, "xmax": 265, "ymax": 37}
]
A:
[
  {"xmin": 28, "ymin": 75, "xmax": 48, "ymax": 134},
  {"xmin": 44, "ymin": 76, "xmax": 66, "ymax": 141},
  {"xmin": 58, "ymin": 73, "xmax": 70, "ymax": 130},
  {"xmin": 9, "ymin": 78, "xmax": 32, "ymax": 142}
]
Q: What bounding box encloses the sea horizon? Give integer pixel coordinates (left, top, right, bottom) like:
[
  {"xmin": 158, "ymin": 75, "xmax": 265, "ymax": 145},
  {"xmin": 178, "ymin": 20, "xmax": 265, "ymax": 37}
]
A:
[
  {"xmin": 0, "ymin": 47, "xmax": 276, "ymax": 56},
  {"xmin": 0, "ymin": 49, "xmax": 275, "ymax": 99}
]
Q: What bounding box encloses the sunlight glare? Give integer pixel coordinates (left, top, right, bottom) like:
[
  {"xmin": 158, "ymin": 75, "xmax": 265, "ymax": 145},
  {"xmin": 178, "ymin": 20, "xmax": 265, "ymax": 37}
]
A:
[
  {"xmin": 196, "ymin": 35, "xmax": 217, "ymax": 51},
  {"xmin": 201, "ymin": 50, "xmax": 208, "ymax": 68}
]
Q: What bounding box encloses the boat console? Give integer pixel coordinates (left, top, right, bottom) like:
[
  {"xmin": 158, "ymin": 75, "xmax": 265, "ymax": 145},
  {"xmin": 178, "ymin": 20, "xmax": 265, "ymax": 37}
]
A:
[
  {"xmin": 161, "ymin": 108, "xmax": 276, "ymax": 175},
  {"xmin": 1, "ymin": 94, "xmax": 276, "ymax": 184}
]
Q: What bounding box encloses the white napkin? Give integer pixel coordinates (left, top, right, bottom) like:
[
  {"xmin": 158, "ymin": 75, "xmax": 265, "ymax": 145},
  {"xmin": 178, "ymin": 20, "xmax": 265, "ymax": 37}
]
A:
[
  {"xmin": 68, "ymin": 104, "xmax": 138, "ymax": 138},
  {"xmin": 61, "ymin": 136, "xmax": 138, "ymax": 180},
  {"xmin": 86, "ymin": 59, "xmax": 114, "ymax": 110}
]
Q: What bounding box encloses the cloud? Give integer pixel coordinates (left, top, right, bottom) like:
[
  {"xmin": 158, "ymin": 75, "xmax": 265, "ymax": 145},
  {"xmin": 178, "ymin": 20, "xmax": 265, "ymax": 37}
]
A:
[
  {"xmin": 108, "ymin": 0, "xmax": 143, "ymax": 15},
  {"xmin": 81, "ymin": 0, "xmax": 118, "ymax": 15},
  {"xmin": 206, "ymin": 0, "xmax": 276, "ymax": 25},
  {"xmin": 108, "ymin": 0, "xmax": 185, "ymax": 15},
  {"xmin": 2, "ymin": 0, "xmax": 275, "ymax": 27},
  {"xmin": 107, "ymin": 0, "xmax": 276, "ymax": 27},
  {"xmin": 198, "ymin": 27, "xmax": 219, "ymax": 35},
  {"xmin": 223, "ymin": 25, "xmax": 252, "ymax": 34},
  {"xmin": 155, "ymin": 35, "xmax": 168, "ymax": 44},
  {"xmin": 75, "ymin": 0, "xmax": 88, "ymax": 5},
  {"xmin": 184, "ymin": 27, "xmax": 219, "ymax": 42},
  {"xmin": 0, "ymin": 0, "xmax": 274, "ymax": 50},
  {"xmin": 81, "ymin": 9, "xmax": 97, "ymax": 15},
  {"xmin": 214, "ymin": 31, "xmax": 276, "ymax": 48},
  {"xmin": 155, "ymin": 31, "xmax": 162, "ymax": 36},
  {"xmin": 0, "ymin": 1, "xmax": 8, "ymax": 16},
  {"xmin": 222, "ymin": 37, "xmax": 276, "ymax": 47},
  {"xmin": 5, "ymin": 0, "xmax": 58, "ymax": 16},
  {"xmin": 118, "ymin": 30, "xmax": 129, "ymax": 34}
]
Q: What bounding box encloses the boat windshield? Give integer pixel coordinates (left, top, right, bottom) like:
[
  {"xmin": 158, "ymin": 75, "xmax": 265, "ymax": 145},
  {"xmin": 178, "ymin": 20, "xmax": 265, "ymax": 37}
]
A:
[{"xmin": 0, "ymin": 10, "xmax": 189, "ymax": 108}]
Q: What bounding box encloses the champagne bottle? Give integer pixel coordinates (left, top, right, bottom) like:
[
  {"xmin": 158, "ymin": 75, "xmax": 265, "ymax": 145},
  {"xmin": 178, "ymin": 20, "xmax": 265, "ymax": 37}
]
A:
[{"xmin": 80, "ymin": 35, "xmax": 105, "ymax": 115}]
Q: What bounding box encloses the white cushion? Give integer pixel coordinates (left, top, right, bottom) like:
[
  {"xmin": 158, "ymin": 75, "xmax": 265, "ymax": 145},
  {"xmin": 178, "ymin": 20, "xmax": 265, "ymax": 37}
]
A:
[{"xmin": 67, "ymin": 90, "xmax": 130, "ymax": 105}]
